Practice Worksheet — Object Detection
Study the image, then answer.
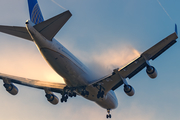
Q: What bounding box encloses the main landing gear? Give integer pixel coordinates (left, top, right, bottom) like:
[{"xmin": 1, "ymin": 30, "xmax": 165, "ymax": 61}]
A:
[
  {"xmin": 80, "ymin": 86, "xmax": 89, "ymax": 96},
  {"xmin": 60, "ymin": 86, "xmax": 76, "ymax": 103},
  {"xmin": 93, "ymin": 84, "xmax": 105, "ymax": 99},
  {"xmin": 106, "ymin": 109, "xmax": 111, "ymax": 119},
  {"xmin": 60, "ymin": 86, "xmax": 90, "ymax": 102},
  {"xmin": 97, "ymin": 85, "xmax": 104, "ymax": 99},
  {"xmin": 61, "ymin": 94, "xmax": 69, "ymax": 102}
]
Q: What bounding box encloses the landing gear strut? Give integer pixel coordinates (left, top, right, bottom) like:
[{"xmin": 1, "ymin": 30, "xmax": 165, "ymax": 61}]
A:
[
  {"xmin": 60, "ymin": 86, "xmax": 76, "ymax": 103},
  {"xmin": 80, "ymin": 86, "xmax": 89, "ymax": 96},
  {"xmin": 97, "ymin": 85, "xmax": 104, "ymax": 99},
  {"xmin": 61, "ymin": 94, "xmax": 68, "ymax": 102},
  {"xmin": 106, "ymin": 109, "xmax": 111, "ymax": 119}
]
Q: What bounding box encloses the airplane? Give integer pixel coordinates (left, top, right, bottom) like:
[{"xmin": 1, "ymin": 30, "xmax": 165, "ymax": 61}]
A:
[{"xmin": 0, "ymin": 0, "xmax": 178, "ymax": 119}]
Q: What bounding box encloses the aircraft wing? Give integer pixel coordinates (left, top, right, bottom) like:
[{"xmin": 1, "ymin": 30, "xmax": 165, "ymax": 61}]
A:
[
  {"xmin": 0, "ymin": 73, "xmax": 66, "ymax": 94},
  {"xmin": 91, "ymin": 31, "xmax": 178, "ymax": 92},
  {"xmin": 0, "ymin": 25, "xmax": 32, "ymax": 41}
]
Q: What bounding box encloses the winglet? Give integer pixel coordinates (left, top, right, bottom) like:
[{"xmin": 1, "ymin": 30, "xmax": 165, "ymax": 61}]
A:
[{"xmin": 175, "ymin": 24, "xmax": 178, "ymax": 36}]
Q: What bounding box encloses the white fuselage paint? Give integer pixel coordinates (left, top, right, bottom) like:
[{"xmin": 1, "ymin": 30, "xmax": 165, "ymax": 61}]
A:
[{"xmin": 26, "ymin": 20, "xmax": 118, "ymax": 110}]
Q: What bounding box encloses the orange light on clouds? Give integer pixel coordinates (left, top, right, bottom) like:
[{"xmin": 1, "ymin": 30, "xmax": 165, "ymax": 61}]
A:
[
  {"xmin": 0, "ymin": 40, "xmax": 64, "ymax": 83},
  {"xmin": 80, "ymin": 44, "xmax": 141, "ymax": 77},
  {"xmin": 0, "ymin": 36, "xmax": 141, "ymax": 85}
]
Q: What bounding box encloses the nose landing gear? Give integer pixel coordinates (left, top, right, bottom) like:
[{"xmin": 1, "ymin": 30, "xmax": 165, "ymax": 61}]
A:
[{"xmin": 106, "ymin": 109, "xmax": 111, "ymax": 119}]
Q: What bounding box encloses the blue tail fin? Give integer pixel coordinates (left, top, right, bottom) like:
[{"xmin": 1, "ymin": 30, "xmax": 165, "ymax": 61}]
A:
[{"xmin": 28, "ymin": 0, "xmax": 44, "ymax": 24}]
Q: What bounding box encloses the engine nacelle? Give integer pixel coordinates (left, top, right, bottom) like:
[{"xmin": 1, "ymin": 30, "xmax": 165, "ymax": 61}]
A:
[
  {"xmin": 3, "ymin": 83, "xmax": 18, "ymax": 95},
  {"xmin": 146, "ymin": 66, "xmax": 157, "ymax": 79},
  {"xmin": 124, "ymin": 85, "xmax": 135, "ymax": 96},
  {"xmin": 45, "ymin": 94, "xmax": 59, "ymax": 105}
]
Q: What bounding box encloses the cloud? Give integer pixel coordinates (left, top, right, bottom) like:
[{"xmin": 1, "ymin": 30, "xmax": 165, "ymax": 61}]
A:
[
  {"xmin": 114, "ymin": 102, "xmax": 155, "ymax": 120},
  {"xmin": 73, "ymin": 43, "xmax": 140, "ymax": 78},
  {"xmin": 0, "ymin": 35, "xmax": 150, "ymax": 120},
  {"xmin": 0, "ymin": 0, "xmax": 179, "ymax": 120},
  {"xmin": 0, "ymin": 36, "xmax": 64, "ymax": 83}
]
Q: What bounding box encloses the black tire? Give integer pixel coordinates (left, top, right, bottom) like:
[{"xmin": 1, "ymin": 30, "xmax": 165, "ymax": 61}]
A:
[
  {"xmin": 65, "ymin": 95, "xmax": 68, "ymax": 99},
  {"xmin": 73, "ymin": 93, "xmax": 76, "ymax": 97},
  {"xmin": 106, "ymin": 114, "xmax": 109, "ymax": 119},
  {"xmin": 61, "ymin": 98, "xmax": 63, "ymax": 103},
  {"xmin": 86, "ymin": 91, "xmax": 89, "ymax": 96},
  {"xmin": 101, "ymin": 93, "xmax": 103, "ymax": 98},
  {"xmin": 97, "ymin": 94, "xmax": 100, "ymax": 99},
  {"xmin": 81, "ymin": 91, "xmax": 85, "ymax": 96}
]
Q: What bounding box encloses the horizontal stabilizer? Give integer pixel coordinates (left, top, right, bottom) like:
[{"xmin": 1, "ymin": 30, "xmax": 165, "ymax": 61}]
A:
[
  {"xmin": 34, "ymin": 10, "xmax": 72, "ymax": 40},
  {"xmin": 0, "ymin": 25, "xmax": 32, "ymax": 41}
]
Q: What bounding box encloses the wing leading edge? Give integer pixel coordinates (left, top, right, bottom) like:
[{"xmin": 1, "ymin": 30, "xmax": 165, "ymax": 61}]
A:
[
  {"xmin": 0, "ymin": 73, "xmax": 66, "ymax": 93},
  {"xmin": 92, "ymin": 31, "xmax": 178, "ymax": 92}
]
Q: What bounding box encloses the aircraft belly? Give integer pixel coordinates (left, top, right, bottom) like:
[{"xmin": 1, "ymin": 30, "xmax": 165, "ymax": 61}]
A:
[
  {"xmin": 95, "ymin": 90, "xmax": 118, "ymax": 109},
  {"xmin": 81, "ymin": 86, "xmax": 118, "ymax": 109},
  {"xmin": 40, "ymin": 48, "xmax": 88, "ymax": 87}
]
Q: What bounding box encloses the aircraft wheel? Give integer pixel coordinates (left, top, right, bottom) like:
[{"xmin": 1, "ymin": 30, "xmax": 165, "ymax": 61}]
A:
[
  {"xmin": 97, "ymin": 94, "xmax": 100, "ymax": 99},
  {"xmin": 65, "ymin": 95, "xmax": 68, "ymax": 99},
  {"xmin": 73, "ymin": 92, "xmax": 76, "ymax": 97},
  {"xmin": 69, "ymin": 93, "xmax": 72, "ymax": 97},
  {"xmin": 61, "ymin": 98, "xmax": 64, "ymax": 103},
  {"xmin": 106, "ymin": 114, "xmax": 109, "ymax": 119},
  {"xmin": 81, "ymin": 91, "xmax": 85, "ymax": 96},
  {"xmin": 86, "ymin": 91, "xmax": 89, "ymax": 96},
  {"xmin": 101, "ymin": 91, "xmax": 104, "ymax": 98},
  {"xmin": 106, "ymin": 109, "xmax": 111, "ymax": 119}
]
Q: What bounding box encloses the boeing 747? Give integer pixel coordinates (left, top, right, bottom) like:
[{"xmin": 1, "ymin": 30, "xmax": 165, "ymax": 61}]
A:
[{"xmin": 0, "ymin": 0, "xmax": 178, "ymax": 119}]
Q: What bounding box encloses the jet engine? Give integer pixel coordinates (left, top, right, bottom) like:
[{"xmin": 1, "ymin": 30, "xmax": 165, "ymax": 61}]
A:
[
  {"xmin": 3, "ymin": 83, "xmax": 18, "ymax": 95},
  {"xmin": 146, "ymin": 66, "xmax": 157, "ymax": 79},
  {"xmin": 45, "ymin": 93, "xmax": 59, "ymax": 105},
  {"xmin": 124, "ymin": 85, "xmax": 135, "ymax": 96}
]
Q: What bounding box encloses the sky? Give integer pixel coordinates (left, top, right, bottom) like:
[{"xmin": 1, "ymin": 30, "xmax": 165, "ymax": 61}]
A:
[{"xmin": 0, "ymin": 0, "xmax": 180, "ymax": 120}]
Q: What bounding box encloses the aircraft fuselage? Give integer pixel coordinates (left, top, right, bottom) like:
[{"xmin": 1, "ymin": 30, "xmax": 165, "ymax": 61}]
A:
[{"xmin": 25, "ymin": 20, "xmax": 118, "ymax": 110}]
